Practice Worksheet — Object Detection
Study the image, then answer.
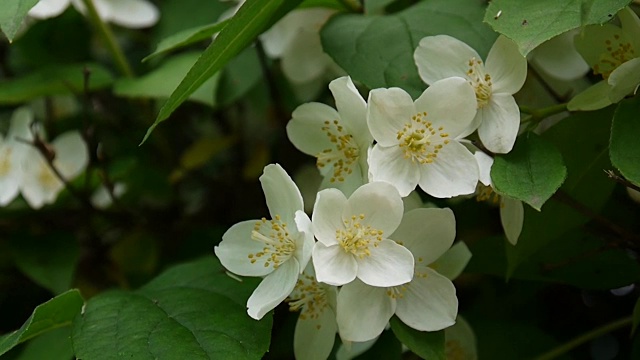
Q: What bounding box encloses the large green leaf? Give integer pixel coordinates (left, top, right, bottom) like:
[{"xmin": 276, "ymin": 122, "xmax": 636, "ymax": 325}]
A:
[
  {"xmin": 143, "ymin": 0, "xmax": 303, "ymax": 143},
  {"xmin": 144, "ymin": 21, "xmax": 228, "ymax": 62},
  {"xmin": 115, "ymin": 52, "xmax": 219, "ymax": 106},
  {"xmin": 492, "ymin": 133, "xmax": 567, "ymax": 211},
  {"xmin": 0, "ymin": 0, "xmax": 38, "ymax": 42},
  {"xmin": 321, "ymin": 0, "xmax": 496, "ymax": 98},
  {"xmin": 10, "ymin": 233, "xmax": 79, "ymax": 295},
  {"xmin": 0, "ymin": 63, "xmax": 113, "ymax": 105},
  {"xmin": 0, "ymin": 289, "xmax": 84, "ymax": 356},
  {"xmin": 72, "ymin": 257, "xmax": 272, "ymax": 360},
  {"xmin": 610, "ymin": 97, "xmax": 640, "ymax": 187},
  {"xmin": 483, "ymin": 0, "xmax": 631, "ymax": 56},
  {"xmin": 390, "ymin": 317, "xmax": 445, "ymax": 360},
  {"xmin": 13, "ymin": 327, "xmax": 73, "ymax": 360}
]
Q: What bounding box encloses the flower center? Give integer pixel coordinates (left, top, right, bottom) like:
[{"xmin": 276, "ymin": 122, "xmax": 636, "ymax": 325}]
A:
[
  {"xmin": 287, "ymin": 273, "xmax": 331, "ymax": 322},
  {"xmin": 466, "ymin": 57, "xmax": 492, "ymax": 108},
  {"xmin": 593, "ymin": 34, "xmax": 636, "ymax": 79},
  {"xmin": 396, "ymin": 111, "xmax": 450, "ymax": 164},
  {"xmin": 336, "ymin": 214, "xmax": 383, "ymax": 258},
  {"xmin": 316, "ymin": 120, "xmax": 359, "ymax": 183},
  {"xmin": 0, "ymin": 147, "xmax": 13, "ymax": 177},
  {"xmin": 248, "ymin": 215, "xmax": 296, "ymax": 269},
  {"xmin": 476, "ymin": 184, "xmax": 501, "ymax": 205}
]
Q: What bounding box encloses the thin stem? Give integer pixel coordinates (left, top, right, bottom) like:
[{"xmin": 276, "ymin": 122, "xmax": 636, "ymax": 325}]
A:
[
  {"xmin": 81, "ymin": 0, "xmax": 134, "ymax": 78},
  {"xmin": 605, "ymin": 169, "xmax": 640, "ymax": 193},
  {"xmin": 534, "ymin": 316, "xmax": 632, "ymax": 360}
]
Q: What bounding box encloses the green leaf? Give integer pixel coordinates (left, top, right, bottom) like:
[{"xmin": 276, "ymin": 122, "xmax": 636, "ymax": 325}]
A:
[
  {"xmin": 14, "ymin": 327, "xmax": 73, "ymax": 360},
  {"xmin": 610, "ymin": 97, "xmax": 640, "ymax": 187},
  {"xmin": 72, "ymin": 256, "xmax": 272, "ymax": 360},
  {"xmin": 390, "ymin": 317, "xmax": 445, "ymax": 360},
  {"xmin": 10, "ymin": 233, "xmax": 79, "ymax": 295},
  {"xmin": 0, "ymin": 289, "xmax": 84, "ymax": 356},
  {"xmin": 321, "ymin": 0, "xmax": 496, "ymax": 98},
  {"xmin": 353, "ymin": 329, "xmax": 402, "ymax": 359},
  {"xmin": 144, "ymin": 21, "xmax": 228, "ymax": 62},
  {"xmin": 114, "ymin": 52, "xmax": 219, "ymax": 107},
  {"xmin": 483, "ymin": 0, "xmax": 631, "ymax": 56},
  {"xmin": 0, "ymin": 63, "xmax": 113, "ymax": 105},
  {"xmin": 492, "ymin": 133, "xmax": 567, "ymax": 211},
  {"xmin": 0, "ymin": 0, "xmax": 38, "ymax": 42},
  {"xmin": 217, "ymin": 46, "xmax": 263, "ymax": 106},
  {"xmin": 143, "ymin": 0, "xmax": 303, "ymax": 144}
]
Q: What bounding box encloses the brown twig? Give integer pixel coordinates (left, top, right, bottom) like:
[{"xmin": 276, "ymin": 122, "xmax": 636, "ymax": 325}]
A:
[{"xmin": 604, "ymin": 169, "xmax": 640, "ymax": 193}]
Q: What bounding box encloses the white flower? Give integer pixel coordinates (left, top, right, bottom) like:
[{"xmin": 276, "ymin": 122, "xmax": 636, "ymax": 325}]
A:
[
  {"xmin": 311, "ymin": 181, "xmax": 414, "ymax": 287},
  {"xmin": 570, "ymin": 7, "xmax": 640, "ymax": 110},
  {"xmin": 29, "ymin": 0, "xmax": 160, "ymax": 29},
  {"xmin": 0, "ymin": 108, "xmax": 33, "ymax": 206},
  {"xmin": 528, "ymin": 30, "xmax": 590, "ymax": 81},
  {"xmin": 367, "ymin": 77, "xmax": 479, "ymax": 198},
  {"xmin": 475, "ymin": 151, "xmax": 523, "ymax": 245},
  {"xmin": 414, "ymin": 35, "xmax": 527, "ymax": 154},
  {"xmin": 214, "ymin": 164, "xmax": 314, "ymax": 320},
  {"xmin": 287, "ymin": 76, "xmax": 372, "ymax": 196},
  {"xmin": 336, "ymin": 208, "xmax": 458, "ymax": 342},
  {"xmin": 286, "ymin": 263, "xmax": 338, "ymax": 360},
  {"xmin": 91, "ymin": 182, "xmax": 127, "ymax": 209}
]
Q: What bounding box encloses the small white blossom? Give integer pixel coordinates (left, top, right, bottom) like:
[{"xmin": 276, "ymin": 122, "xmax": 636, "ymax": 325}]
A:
[
  {"xmin": 367, "ymin": 77, "xmax": 479, "ymax": 198},
  {"xmin": 287, "ymin": 76, "xmax": 372, "ymax": 196},
  {"xmin": 29, "ymin": 0, "xmax": 160, "ymax": 28},
  {"xmin": 414, "ymin": 35, "xmax": 527, "ymax": 153},
  {"xmin": 0, "ymin": 108, "xmax": 33, "ymax": 206},
  {"xmin": 214, "ymin": 164, "xmax": 314, "ymax": 320},
  {"xmin": 311, "ymin": 181, "xmax": 414, "ymax": 287}
]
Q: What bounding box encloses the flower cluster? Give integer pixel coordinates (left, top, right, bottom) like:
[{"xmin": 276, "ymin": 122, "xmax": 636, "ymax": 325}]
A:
[
  {"xmin": 214, "ymin": 33, "xmax": 527, "ymax": 359},
  {"xmin": 29, "ymin": 0, "xmax": 159, "ymax": 29}
]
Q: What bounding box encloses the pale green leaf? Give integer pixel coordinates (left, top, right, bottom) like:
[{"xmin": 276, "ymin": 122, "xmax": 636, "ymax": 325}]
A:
[
  {"xmin": 0, "ymin": 0, "xmax": 38, "ymax": 42},
  {"xmin": 610, "ymin": 97, "xmax": 640, "ymax": 186},
  {"xmin": 144, "ymin": 21, "xmax": 228, "ymax": 62}
]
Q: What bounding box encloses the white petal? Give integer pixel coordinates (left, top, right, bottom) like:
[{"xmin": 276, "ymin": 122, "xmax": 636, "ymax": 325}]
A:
[
  {"xmin": 619, "ymin": 6, "xmax": 640, "ymax": 51},
  {"xmin": 329, "ymin": 76, "xmax": 371, "ymax": 143},
  {"xmin": 294, "ymin": 307, "xmax": 337, "ymax": 360},
  {"xmin": 312, "ymin": 242, "xmax": 357, "ymax": 286},
  {"xmin": 528, "ymin": 30, "xmax": 589, "ymax": 81},
  {"xmin": 485, "ymin": 35, "xmax": 527, "ymax": 95},
  {"xmin": 395, "ymin": 268, "xmax": 457, "ymax": 331},
  {"xmin": 318, "ymin": 162, "xmax": 367, "ymax": 198},
  {"xmin": 500, "ymin": 197, "xmax": 524, "ymax": 245},
  {"xmin": 260, "ymin": 164, "xmax": 303, "ymax": 225},
  {"xmin": 335, "ymin": 338, "xmax": 378, "ymax": 360},
  {"xmin": 294, "ymin": 210, "xmax": 314, "ymax": 272},
  {"xmin": 344, "ymin": 182, "xmax": 403, "ymax": 235},
  {"xmin": 287, "ymin": 102, "xmax": 341, "ymax": 156},
  {"xmin": 474, "ymin": 151, "xmax": 494, "ymax": 186},
  {"xmin": 0, "ymin": 143, "xmax": 21, "ymax": 206},
  {"xmin": 336, "ymin": 280, "xmax": 395, "ymax": 342},
  {"xmin": 312, "ymin": 188, "xmax": 347, "ymax": 246},
  {"xmin": 368, "ymin": 145, "xmax": 420, "ymax": 197},
  {"xmin": 476, "ymin": 94, "xmax": 520, "ymax": 154},
  {"xmin": 51, "ymin": 131, "xmax": 88, "ymax": 180},
  {"xmin": 28, "ymin": 0, "xmax": 71, "ymax": 19},
  {"xmin": 20, "ymin": 148, "xmax": 64, "ymax": 209},
  {"xmin": 247, "ymin": 258, "xmax": 299, "ymax": 319},
  {"xmin": 608, "ymin": 57, "xmax": 640, "ymax": 102},
  {"xmin": 8, "ymin": 107, "xmax": 35, "ymax": 141},
  {"xmin": 430, "ymin": 242, "xmax": 472, "ymax": 281},
  {"xmin": 567, "ymin": 81, "xmax": 613, "ymax": 111},
  {"xmin": 281, "ymin": 27, "xmax": 330, "ymax": 84},
  {"xmin": 367, "ymin": 88, "xmax": 416, "ymax": 147},
  {"xmin": 390, "ymin": 208, "xmax": 456, "ymax": 266},
  {"xmin": 99, "ymin": 0, "xmax": 159, "ymax": 28},
  {"xmin": 574, "ymin": 24, "xmax": 625, "ymax": 69},
  {"xmin": 414, "ymin": 35, "xmax": 480, "ymax": 85},
  {"xmin": 417, "ymin": 141, "xmax": 479, "ymax": 198},
  {"xmin": 356, "ymin": 239, "xmax": 414, "ymax": 287},
  {"xmin": 215, "ymin": 220, "xmax": 274, "ymax": 277},
  {"xmin": 414, "ymin": 77, "xmax": 477, "ymax": 138}
]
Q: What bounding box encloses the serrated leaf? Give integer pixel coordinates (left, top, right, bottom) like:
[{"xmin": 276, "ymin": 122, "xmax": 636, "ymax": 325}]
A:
[
  {"xmin": 484, "ymin": 0, "xmax": 631, "ymax": 56},
  {"xmin": 0, "ymin": 63, "xmax": 113, "ymax": 105},
  {"xmin": 321, "ymin": 0, "xmax": 496, "ymax": 98},
  {"xmin": 492, "ymin": 133, "xmax": 567, "ymax": 211},
  {"xmin": 0, "ymin": 289, "xmax": 83, "ymax": 356},
  {"xmin": 144, "ymin": 21, "xmax": 228, "ymax": 62},
  {"xmin": 72, "ymin": 257, "xmax": 272, "ymax": 360},
  {"xmin": 0, "ymin": 0, "xmax": 38, "ymax": 42},
  {"xmin": 610, "ymin": 97, "xmax": 640, "ymax": 187},
  {"xmin": 390, "ymin": 317, "xmax": 445, "ymax": 360},
  {"xmin": 143, "ymin": 0, "xmax": 303, "ymax": 144},
  {"xmin": 10, "ymin": 233, "xmax": 79, "ymax": 295},
  {"xmin": 114, "ymin": 52, "xmax": 219, "ymax": 106}
]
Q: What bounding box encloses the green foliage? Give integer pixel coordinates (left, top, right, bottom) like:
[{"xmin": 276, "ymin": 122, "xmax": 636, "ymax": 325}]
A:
[
  {"xmin": 0, "ymin": 0, "xmax": 38, "ymax": 42},
  {"xmin": 144, "ymin": 21, "xmax": 228, "ymax": 62},
  {"xmin": 610, "ymin": 97, "xmax": 640, "ymax": 187},
  {"xmin": 484, "ymin": 0, "xmax": 631, "ymax": 55},
  {"xmin": 390, "ymin": 317, "xmax": 445, "ymax": 360},
  {"xmin": 13, "ymin": 327, "xmax": 73, "ymax": 360},
  {"xmin": 492, "ymin": 133, "xmax": 567, "ymax": 211},
  {"xmin": 72, "ymin": 257, "xmax": 272, "ymax": 360},
  {"xmin": 144, "ymin": 0, "xmax": 303, "ymax": 143},
  {"xmin": 0, "ymin": 290, "xmax": 83, "ymax": 356},
  {"xmin": 321, "ymin": 0, "xmax": 496, "ymax": 98}
]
